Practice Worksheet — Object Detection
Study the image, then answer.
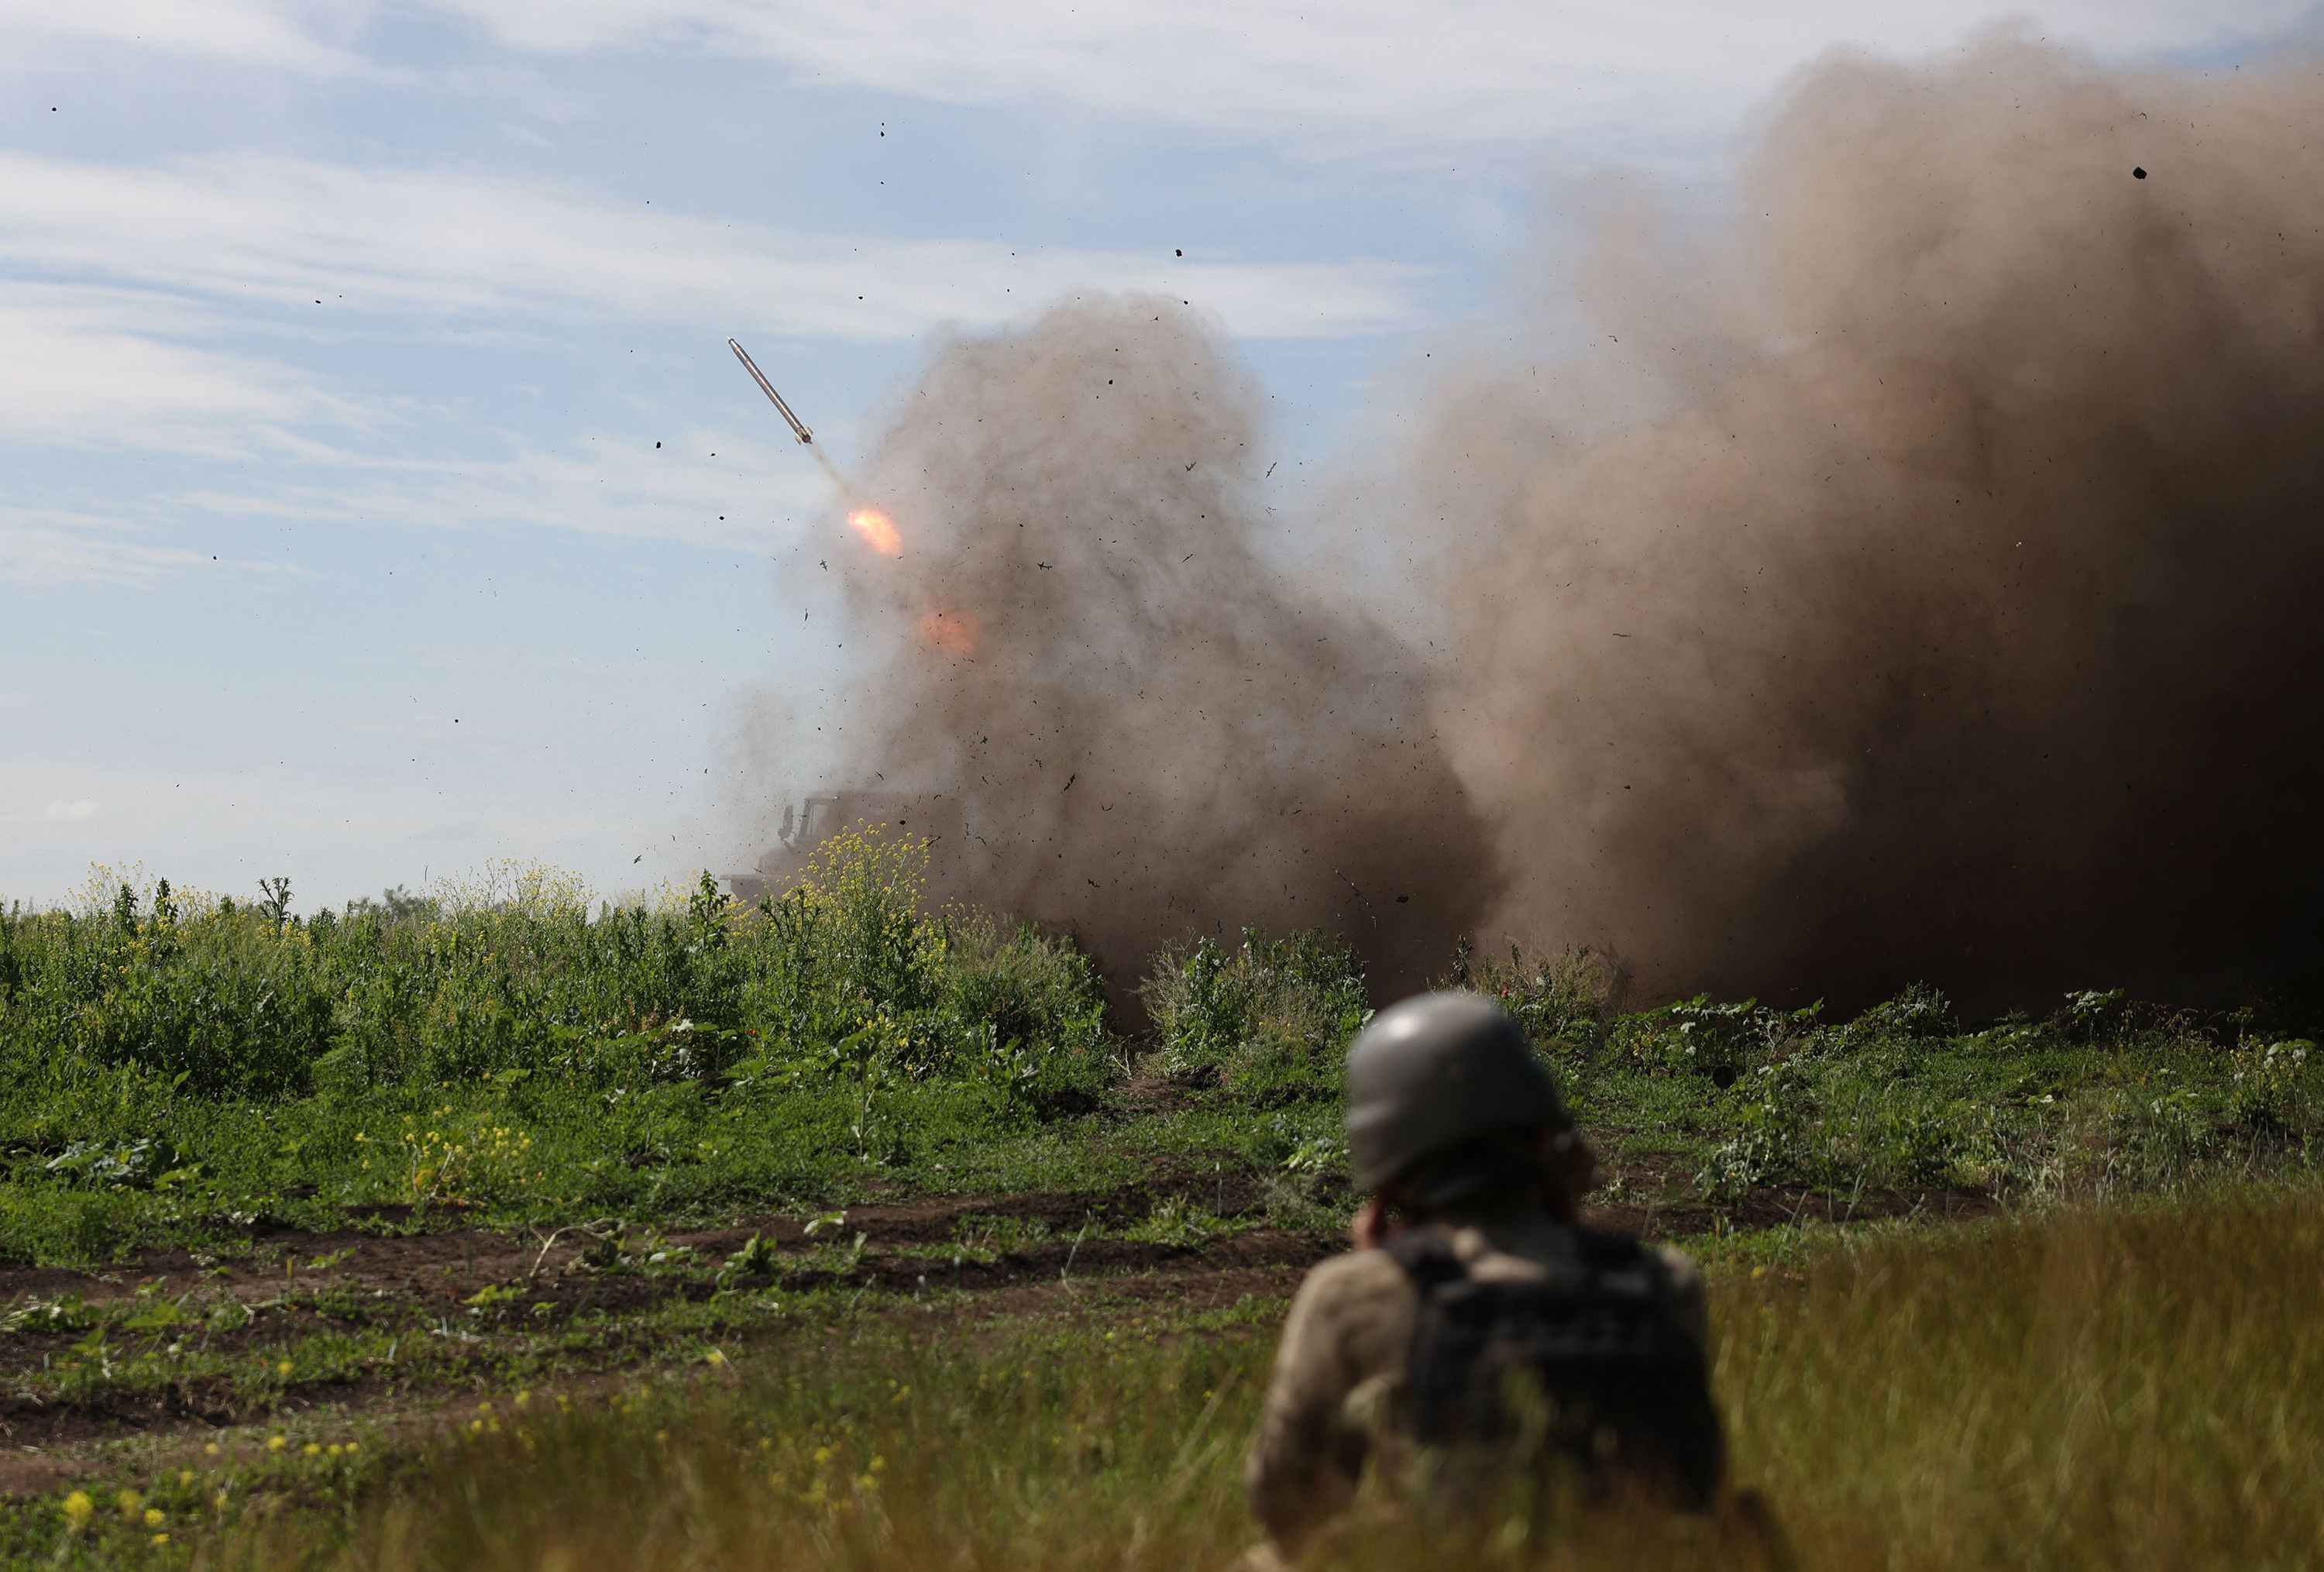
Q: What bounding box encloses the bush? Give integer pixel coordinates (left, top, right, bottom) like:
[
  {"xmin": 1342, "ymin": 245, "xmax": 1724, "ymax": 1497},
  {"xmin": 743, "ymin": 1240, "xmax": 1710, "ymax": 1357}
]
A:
[
  {"xmin": 1611, "ymin": 995, "xmax": 1816, "ymax": 1085},
  {"xmin": 1140, "ymin": 929, "xmax": 1368, "ymax": 1097},
  {"xmin": 1440, "ymin": 941, "xmax": 1621, "ymax": 1057},
  {"xmin": 1828, "ymin": 982, "xmax": 1956, "ymax": 1048},
  {"xmin": 938, "ymin": 914, "xmax": 1112, "ymax": 1112},
  {"xmin": 0, "ymin": 838, "xmax": 1112, "ymax": 1117},
  {"xmin": 0, "ymin": 886, "xmax": 334, "ymax": 1096}
]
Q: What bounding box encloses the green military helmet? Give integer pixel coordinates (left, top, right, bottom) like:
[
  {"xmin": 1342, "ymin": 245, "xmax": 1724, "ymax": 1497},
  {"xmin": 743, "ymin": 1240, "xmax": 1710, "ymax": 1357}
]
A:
[{"xmin": 1345, "ymin": 992, "xmax": 1566, "ymax": 1195}]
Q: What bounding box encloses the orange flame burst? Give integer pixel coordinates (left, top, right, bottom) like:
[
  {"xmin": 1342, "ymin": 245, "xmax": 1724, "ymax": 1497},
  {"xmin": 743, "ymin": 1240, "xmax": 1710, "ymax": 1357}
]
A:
[
  {"xmin": 847, "ymin": 507, "xmax": 903, "ymax": 557},
  {"xmin": 920, "ymin": 608, "xmax": 979, "ymax": 656}
]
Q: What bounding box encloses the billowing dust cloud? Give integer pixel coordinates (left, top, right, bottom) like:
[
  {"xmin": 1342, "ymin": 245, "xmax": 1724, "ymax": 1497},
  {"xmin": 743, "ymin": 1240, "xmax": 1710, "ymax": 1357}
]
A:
[
  {"xmin": 767, "ymin": 38, "xmax": 2324, "ymax": 1008},
  {"xmin": 828, "ymin": 300, "xmax": 1501, "ymax": 995},
  {"xmin": 1415, "ymin": 40, "xmax": 2324, "ymax": 1006}
]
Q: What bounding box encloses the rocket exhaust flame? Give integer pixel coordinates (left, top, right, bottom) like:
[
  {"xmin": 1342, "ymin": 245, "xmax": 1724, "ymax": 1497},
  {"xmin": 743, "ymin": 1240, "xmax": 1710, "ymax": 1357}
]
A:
[
  {"xmin": 848, "ymin": 508, "xmax": 903, "ymax": 557},
  {"xmin": 728, "ymin": 333, "xmax": 898, "ymax": 554}
]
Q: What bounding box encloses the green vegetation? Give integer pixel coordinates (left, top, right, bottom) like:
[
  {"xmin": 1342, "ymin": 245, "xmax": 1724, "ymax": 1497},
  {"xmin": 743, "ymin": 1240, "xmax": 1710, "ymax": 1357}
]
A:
[
  {"xmin": 1452, "ymin": 958, "xmax": 2322, "ymax": 1213},
  {"xmin": 0, "ymin": 836, "xmax": 1115, "ymax": 1262},
  {"xmin": 2, "ymin": 837, "xmax": 1106, "ymax": 1103},
  {"xmin": 1142, "ymin": 928, "xmax": 1370, "ymax": 1095},
  {"xmin": 4, "ymin": 840, "xmax": 2323, "ymax": 1566},
  {"xmin": 0, "ymin": 843, "xmax": 2319, "ymax": 1266}
]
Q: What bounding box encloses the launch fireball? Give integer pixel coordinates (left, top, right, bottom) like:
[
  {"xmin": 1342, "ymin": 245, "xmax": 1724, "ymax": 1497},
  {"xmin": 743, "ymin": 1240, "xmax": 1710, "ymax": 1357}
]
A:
[{"xmin": 848, "ymin": 507, "xmax": 903, "ymax": 557}]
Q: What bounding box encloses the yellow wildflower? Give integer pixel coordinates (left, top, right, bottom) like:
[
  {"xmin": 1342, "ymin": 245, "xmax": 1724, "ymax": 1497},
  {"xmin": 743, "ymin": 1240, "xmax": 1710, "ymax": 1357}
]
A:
[
  {"xmin": 144, "ymin": 1507, "xmax": 164, "ymax": 1528},
  {"xmin": 118, "ymin": 1488, "xmax": 144, "ymax": 1519},
  {"xmin": 267, "ymin": 1435, "xmax": 287, "ymax": 1452},
  {"xmin": 152, "ymin": 1533, "xmax": 171, "ymax": 1547},
  {"xmin": 276, "ymin": 1360, "xmax": 294, "ymax": 1377},
  {"xmin": 61, "ymin": 1491, "xmax": 94, "ymax": 1529}
]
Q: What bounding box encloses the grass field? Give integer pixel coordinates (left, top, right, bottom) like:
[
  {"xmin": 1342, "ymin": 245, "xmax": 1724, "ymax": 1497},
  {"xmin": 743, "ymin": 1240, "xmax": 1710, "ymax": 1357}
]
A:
[
  {"xmin": 2, "ymin": 838, "xmax": 2319, "ymax": 1567},
  {"xmin": 15, "ymin": 1186, "xmax": 2321, "ymax": 1570}
]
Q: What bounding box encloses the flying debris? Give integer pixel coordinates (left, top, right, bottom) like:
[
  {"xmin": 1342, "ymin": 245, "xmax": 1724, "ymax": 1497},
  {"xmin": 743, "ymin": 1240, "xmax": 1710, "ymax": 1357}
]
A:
[{"xmin": 728, "ymin": 338, "xmax": 814, "ymax": 445}]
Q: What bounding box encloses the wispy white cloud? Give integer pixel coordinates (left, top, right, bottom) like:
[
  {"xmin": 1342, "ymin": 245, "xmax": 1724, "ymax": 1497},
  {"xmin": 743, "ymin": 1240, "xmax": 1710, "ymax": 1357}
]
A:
[
  {"xmin": 0, "ymin": 147, "xmax": 1416, "ymax": 545},
  {"xmin": 425, "ymin": 1, "xmax": 2324, "ymax": 151},
  {"xmin": 43, "ymin": 798, "xmax": 99, "ymax": 822},
  {"xmin": 0, "ymin": 504, "xmax": 312, "ymax": 588},
  {"xmin": 0, "ymin": 0, "xmax": 370, "ymax": 74},
  {"xmin": 35, "ymin": 2, "xmax": 2301, "ymax": 155},
  {"xmin": 428, "ymin": 0, "xmax": 1781, "ymax": 153},
  {"xmin": 0, "ymin": 152, "xmax": 1422, "ymax": 342},
  {"xmin": 0, "ymin": 267, "xmax": 871, "ymax": 556},
  {"xmin": 0, "ymin": 284, "xmax": 339, "ymax": 454},
  {"xmin": 170, "ymin": 425, "xmax": 839, "ymax": 551}
]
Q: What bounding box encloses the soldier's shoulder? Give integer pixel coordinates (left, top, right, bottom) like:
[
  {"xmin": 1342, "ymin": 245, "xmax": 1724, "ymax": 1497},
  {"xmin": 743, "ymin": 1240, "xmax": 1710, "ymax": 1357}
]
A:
[
  {"xmin": 1296, "ymin": 1246, "xmax": 1412, "ymax": 1306},
  {"xmin": 1272, "ymin": 1247, "xmax": 1419, "ymax": 1377},
  {"xmin": 1640, "ymin": 1241, "xmax": 1710, "ymax": 1350},
  {"xmin": 1645, "ymin": 1240, "xmax": 1703, "ymax": 1288},
  {"xmin": 1573, "ymin": 1227, "xmax": 1703, "ymax": 1309}
]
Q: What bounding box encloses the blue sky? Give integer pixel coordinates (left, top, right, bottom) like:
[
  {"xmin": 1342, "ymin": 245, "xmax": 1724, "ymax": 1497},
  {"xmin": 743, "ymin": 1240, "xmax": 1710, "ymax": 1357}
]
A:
[{"xmin": 2, "ymin": 0, "xmax": 2307, "ymax": 911}]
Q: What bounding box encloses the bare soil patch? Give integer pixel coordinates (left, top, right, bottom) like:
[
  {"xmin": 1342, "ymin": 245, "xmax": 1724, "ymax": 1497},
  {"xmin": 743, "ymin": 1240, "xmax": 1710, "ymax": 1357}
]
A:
[{"xmin": 0, "ymin": 1169, "xmax": 1995, "ymax": 1493}]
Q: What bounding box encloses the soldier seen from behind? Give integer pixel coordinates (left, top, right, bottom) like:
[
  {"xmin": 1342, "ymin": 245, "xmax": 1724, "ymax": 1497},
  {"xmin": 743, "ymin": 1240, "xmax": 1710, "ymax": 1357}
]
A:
[{"xmin": 1243, "ymin": 992, "xmax": 1730, "ymax": 1563}]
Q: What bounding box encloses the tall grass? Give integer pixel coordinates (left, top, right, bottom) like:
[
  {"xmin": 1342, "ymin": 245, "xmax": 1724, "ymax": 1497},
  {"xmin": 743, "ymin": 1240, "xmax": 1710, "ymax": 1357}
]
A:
[
  {"xmin": 1724, "ymin": 1185, "xmax": 2324, "ymax": 1567},
  {"xmin": 1140, "ymin": 929, "xmax": 1370, "ymax": 1095},
  {"xmin": 0, "ymin": 835, "xmax": 1106, "ymax": 1104},
  {"xmin": 168, "ymin": 1184, "xmax": 2324, "ymax": 1570},
  {"xmin": 0, "ymin": 838, "xmax": 1110, "ymax": 1260}
]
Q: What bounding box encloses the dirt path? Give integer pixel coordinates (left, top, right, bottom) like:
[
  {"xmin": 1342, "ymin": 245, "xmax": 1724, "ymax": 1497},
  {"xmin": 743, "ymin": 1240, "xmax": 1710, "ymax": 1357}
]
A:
[{"xmin": 0, "ymin": 1167, "xmax": 1995, "ymax": 1498}]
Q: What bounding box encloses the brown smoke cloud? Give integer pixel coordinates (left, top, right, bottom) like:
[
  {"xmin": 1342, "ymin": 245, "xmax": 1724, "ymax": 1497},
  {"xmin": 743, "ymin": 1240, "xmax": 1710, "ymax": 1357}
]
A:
[
  {"xmin": 1425, "ymin": 38, "xmax": 2324, "ymax": 1007},
  {"xmin": 830, "ymin": 299, "xmax": 1501, "ymax": 994},
  {"xmin": 764, "ymin": 37, "xmax": 2324, "ymax": 1010}
]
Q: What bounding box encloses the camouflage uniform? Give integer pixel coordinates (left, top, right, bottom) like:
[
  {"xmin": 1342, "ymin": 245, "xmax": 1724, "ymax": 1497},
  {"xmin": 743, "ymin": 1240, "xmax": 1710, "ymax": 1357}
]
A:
[{"xmin": 1244, "ymin": 1206, "xmax": 1707, "ymax": 1558}]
